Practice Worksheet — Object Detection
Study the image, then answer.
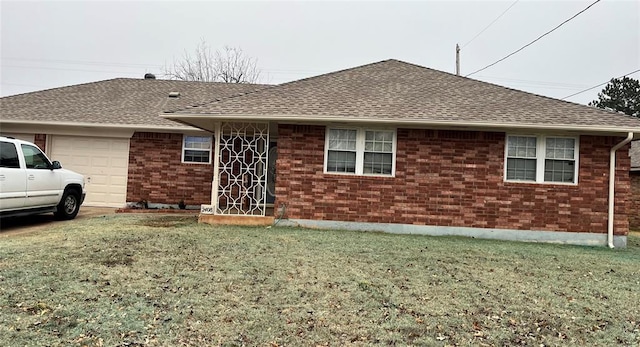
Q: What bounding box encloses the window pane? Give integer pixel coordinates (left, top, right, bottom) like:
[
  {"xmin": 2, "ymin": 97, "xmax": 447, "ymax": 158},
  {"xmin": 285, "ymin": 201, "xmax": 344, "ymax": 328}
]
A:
[
  {"xmin": 545, "ymin": 137, "xmax": 575, "ymax": 160},
  {"xmin": 506, "ymin": 158, "xmax": 536, "ymax": 181},
  {"xmin": 184, "ymin": 150, "xmax": 210, "ymax": 163},
  {"xmin": 184, "ymin": 136, "xmax": 212, "ymax": 163},
  {"xmin": 0, "ymin": 142, "xmax": 20, "ymax": 168},
  {"xmin": 363, "ymin": 152, "xmax": 392, "ymax": 175},
  {"xmin": 544, "ymin": 159, "xmax": 575, "ymax": 183},
  {"xmin": 329, "ymin": 129, "xmax": 357, "ymax": 151},
  {"xmin": 508, "ymin": 136, "xmax": 536, "ymax": 158},
  {"xmin": 327, "ymin": 150, "xmax": 356, "ymax": 173},
  {"xmin": 21, "ymin": 144, "xmax": 50, "ymax": 169},
  {"xmin": 185, "ymin": 136, "xmax": 212, "ymax": 150},
  {"xmin": 364, "ymin": 130, "xmax": 393, "ymax": 153}
]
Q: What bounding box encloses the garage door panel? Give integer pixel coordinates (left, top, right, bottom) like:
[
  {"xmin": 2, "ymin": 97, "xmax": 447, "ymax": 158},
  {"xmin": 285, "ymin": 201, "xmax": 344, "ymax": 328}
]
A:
[
  {"xmin": 65, "ymin": 156, "xmax": 92, "ymax": 167},
  {"xmin": 92, "ymin": 141, "xmax": 110, "ymax": 150},
  {"xmin": 113, "ymin": 142, "xmax": 129, "ymax": 151},
  {"xmin": 111, "ymin": 157, "xmax": 129, "ymax": 168},
  {"xmin": 111, "ymin": 176, "xmax": 128, "ymax": 186},
  {"xmin": 50, "ymin": 136, "xmax": 129, "ymax": 207},
  {"xmin": 91, "ymin": 157, "xmax": 110, "ymax": 168}
]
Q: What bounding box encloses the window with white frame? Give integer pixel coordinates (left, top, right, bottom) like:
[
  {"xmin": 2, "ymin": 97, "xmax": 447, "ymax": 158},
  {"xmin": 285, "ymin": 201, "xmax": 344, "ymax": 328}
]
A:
[
  {"xmin": 505, "ymin": 135, "xmax": 578, "ymax": 184},
  {"xmin": 182, "ymin": 135, "xmax": 212, "ymax": 164},
  {"xmin": 325, "ymin": 128, "xmax": 395, "ymax": 176}
]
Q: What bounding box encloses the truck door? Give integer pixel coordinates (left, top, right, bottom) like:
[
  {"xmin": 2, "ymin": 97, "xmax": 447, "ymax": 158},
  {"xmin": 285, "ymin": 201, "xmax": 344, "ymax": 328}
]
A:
[
  {"xmin": 0, "ymin": 141, "xmax": 27, "ymax": 210},
  {"xmin": 21, "ymin": 144, "xmax": 62, "ymax": 207}
]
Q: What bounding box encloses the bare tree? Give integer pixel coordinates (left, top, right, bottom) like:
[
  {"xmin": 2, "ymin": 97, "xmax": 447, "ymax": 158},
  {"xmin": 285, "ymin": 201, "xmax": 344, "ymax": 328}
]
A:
[{"xmin": 164, "ymin": 41, "xmax": 261, "ymax": 83}]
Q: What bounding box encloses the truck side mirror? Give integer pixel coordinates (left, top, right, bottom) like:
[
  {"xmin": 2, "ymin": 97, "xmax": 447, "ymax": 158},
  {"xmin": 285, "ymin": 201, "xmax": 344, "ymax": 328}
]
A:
[{"xmin": 51, "ymin": 161, "xmax": 62, "ymax": 170}]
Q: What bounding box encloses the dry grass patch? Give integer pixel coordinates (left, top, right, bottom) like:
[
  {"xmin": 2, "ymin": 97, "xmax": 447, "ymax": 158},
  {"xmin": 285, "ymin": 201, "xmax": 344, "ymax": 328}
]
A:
[{"xmin": 0, "ymin": 215, "xmax": 639, "ymax": 346}]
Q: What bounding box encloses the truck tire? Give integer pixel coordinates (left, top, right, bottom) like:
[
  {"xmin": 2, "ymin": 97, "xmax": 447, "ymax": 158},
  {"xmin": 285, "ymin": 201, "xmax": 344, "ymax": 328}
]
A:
[{"xmin": 54, "ymin": 189, "xmax": 81, "ymax": 220}]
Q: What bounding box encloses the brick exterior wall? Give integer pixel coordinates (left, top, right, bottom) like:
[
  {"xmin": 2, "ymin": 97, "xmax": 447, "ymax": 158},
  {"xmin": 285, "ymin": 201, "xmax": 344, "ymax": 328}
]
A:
[
  {"xmin": 34, "ymin": 134, "xmax": 46, "ymax": 151},
  {"xmin": 275, "ymin": 125, "xmax": 631, "ymax": 236},
  {"xmin": 631, "ymin": 172, "xmax": 640, "ymax": 230},
  {"xmin": 127, "ymin": 132, "xmax": 213, "ymax": 205}
]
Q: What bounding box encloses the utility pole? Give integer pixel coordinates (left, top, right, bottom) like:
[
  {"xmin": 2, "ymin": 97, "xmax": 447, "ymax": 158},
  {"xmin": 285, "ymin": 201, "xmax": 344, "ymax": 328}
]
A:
[{"xmin": 455, "ymin": 44, "xmax": 460, "ymax": 76}]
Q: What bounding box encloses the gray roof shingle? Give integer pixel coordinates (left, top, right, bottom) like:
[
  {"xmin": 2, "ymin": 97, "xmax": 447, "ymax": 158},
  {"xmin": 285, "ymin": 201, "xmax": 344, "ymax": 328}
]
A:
[
  {"xmin": 166, "ymin": 59, "xmax": 640, "ymax": 130},
  {"xmin": 0, "ymin": 78, "xmax": 269, "ymax": 128}
]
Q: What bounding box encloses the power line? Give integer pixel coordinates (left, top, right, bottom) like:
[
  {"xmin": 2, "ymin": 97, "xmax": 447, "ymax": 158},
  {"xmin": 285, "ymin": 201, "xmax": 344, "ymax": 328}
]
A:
[
  {"xmin": 465, "ymin": 0, "xmax": 601, "ymax": 77},
  {"xmin": 2, "ymin": 64, "xmax": 145, "ymax": 75},
  {"xmin": 561, "ymin": 68, "xmax": 640, "ymax": 100},
  {"xmin": 461, "ymin": 0, "xmax": 519, "ymax": 49},
  {"xmin": 1, "ymin": 57, "xmax": 161, "ymax": 68},
  {"xmin": 1, "ymin": 82, "xmax": 51, "ymax": 88},
  {"xmin": 476, "ymin": 74, "xmax": 590, "ymax": 88},
  {"xmin": 1, "ymin": 57, "xmax": 325, "ymax": 77}
]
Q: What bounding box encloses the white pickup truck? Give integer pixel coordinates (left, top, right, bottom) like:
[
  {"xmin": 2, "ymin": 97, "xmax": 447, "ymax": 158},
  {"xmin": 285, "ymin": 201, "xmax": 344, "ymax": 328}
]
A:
[{"xmin": 0, "ymin": 136, "xmax": 86, "ymax": 220}]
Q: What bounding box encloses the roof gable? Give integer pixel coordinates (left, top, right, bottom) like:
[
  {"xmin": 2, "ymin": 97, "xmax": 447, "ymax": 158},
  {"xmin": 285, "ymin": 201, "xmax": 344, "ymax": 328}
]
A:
[{"xmin": 167, "ymin": 59, "xmax": 640, "ymax": 131}]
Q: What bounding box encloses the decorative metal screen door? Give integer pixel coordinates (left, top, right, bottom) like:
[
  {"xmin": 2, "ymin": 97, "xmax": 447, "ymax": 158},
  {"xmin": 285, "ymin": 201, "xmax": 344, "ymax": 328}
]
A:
[{"xmin": 214, "ymin": 122, "xmax": 269, "ymax": 216}]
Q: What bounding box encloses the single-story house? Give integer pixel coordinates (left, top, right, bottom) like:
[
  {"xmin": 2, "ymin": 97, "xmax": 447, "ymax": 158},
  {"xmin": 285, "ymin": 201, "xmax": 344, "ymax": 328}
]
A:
[
  {"xmin": 162, "ymin": 59, "xmax": 640, "ymax": 247},
  {"xmin": 0, "ymin": 77, "xmax": 269, "ymax": 208},
  {"xmin": 2, "ymin": 59, "xmax": 639, "ymax": 247},
  {"xmin": 630, "ymin": 141, "xmax": 640, "ymax": 229}
]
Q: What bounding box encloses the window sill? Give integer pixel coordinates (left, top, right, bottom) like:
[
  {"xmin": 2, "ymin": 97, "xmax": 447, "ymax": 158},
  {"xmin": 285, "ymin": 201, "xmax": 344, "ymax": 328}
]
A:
[
  {"xmin": 181, "ymin": 161, "xmax": 212, "ymax": 165},
  {"xmin": 504, "ymin": 179, "xmax": 578, "ymax": 187},
  {"xmin": 323, "ymin": 171, "xmax": 395, "ymax": 178}
]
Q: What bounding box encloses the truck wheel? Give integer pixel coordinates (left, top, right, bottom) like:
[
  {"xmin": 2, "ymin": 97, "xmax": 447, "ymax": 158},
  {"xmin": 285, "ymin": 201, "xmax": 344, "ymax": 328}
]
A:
[{"xmin": 54, "ymin": 189, "xmax": 81, "ymax": 220}]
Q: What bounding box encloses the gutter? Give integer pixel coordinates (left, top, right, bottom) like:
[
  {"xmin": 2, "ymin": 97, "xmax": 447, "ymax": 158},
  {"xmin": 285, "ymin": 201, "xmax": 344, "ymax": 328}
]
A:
[
  {"xmin": 608, "ymin": 132, "xmax": 634, "ymax": 248},
  {"xmin": 160, "ymin": 113, "xmax": 640, "ymax": 136},
  {"xmin": 0, "ymin": 119, "xmax": 198, "ymax": 132}
]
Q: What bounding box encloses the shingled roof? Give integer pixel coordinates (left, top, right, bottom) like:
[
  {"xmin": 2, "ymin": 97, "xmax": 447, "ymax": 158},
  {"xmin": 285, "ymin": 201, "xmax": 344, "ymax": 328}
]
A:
[
  {"xmin": 165, "ymin": 59, "xmax": 640, "ymax": 132},
  {"xmin": 0, "ymin": 78, "xmax": 269, "ymax": 129}
]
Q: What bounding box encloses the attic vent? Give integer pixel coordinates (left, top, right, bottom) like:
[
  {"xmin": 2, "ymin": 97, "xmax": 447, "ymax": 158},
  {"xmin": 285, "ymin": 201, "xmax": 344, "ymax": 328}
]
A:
[
  {"xmin": 144, "ymin": 73, "xmax": 156, "ymax": 79},
  {"xmin": 168, "ymin": 92, "xmax": 180, "ymax": 98}
]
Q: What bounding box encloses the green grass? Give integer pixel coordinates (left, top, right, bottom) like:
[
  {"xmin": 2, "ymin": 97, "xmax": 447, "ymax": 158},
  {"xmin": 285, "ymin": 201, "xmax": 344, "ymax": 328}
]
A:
[{"xmin": 1, "ymin": 215, "xmax": 639, "ymax": 346}]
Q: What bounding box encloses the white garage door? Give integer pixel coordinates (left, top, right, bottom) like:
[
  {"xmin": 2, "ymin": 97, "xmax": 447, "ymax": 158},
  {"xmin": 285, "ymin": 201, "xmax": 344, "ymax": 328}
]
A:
[{"xmin": 49, "ymin": 136, "xmax": 129, "ymax": 207}]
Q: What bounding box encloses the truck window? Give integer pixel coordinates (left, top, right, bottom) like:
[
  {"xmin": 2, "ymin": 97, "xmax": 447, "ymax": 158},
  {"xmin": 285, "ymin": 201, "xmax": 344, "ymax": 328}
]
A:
[
  {"xmin": 0, "ymin": 141, "xmax": 21, "ymax": 168},
  {"xmin": 21, "ymin": 144, "xmax": 51, "ymax": 169}
]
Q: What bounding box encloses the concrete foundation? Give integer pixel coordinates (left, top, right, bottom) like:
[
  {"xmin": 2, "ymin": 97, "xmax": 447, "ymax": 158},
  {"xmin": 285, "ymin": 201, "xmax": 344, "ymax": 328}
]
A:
[
  {"xmin": 199, "ymin": 214, "xmax": 275, "ymax": 226},
  {"xmin": 279, "ymin": 218, "xmax": 627, "ymax": 248}
]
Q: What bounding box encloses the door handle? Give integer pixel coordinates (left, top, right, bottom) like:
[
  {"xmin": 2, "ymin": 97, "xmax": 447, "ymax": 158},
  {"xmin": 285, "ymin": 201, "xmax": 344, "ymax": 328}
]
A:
[
  {"xmin": 28, "ymin": 175, "xmax": 35, "ymax": 180},
  {"xmin": 0, "ymin": 174, "xmax": 4, "ymax": 181}
]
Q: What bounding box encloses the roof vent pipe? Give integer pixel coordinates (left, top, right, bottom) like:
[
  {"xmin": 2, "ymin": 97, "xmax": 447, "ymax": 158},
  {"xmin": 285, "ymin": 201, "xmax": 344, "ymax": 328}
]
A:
[
  {"xmin": 144, "ymin": 73, "xmax": 156, "ymax": 80},
  {"xmin": 608, "ymin": 132, "xmax": 633, "ymax": 248}
]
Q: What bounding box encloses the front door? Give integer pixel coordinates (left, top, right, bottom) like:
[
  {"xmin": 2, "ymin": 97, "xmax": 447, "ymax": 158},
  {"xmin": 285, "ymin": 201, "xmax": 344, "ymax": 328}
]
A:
[{"xmin": 215, "ymin": 122, "xmax": 269, "ymax": 216}]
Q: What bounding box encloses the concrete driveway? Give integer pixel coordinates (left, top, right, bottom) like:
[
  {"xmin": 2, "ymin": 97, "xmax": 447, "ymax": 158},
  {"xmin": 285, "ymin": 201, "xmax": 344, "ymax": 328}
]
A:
[{"xmin": 0, "ymin": 207, "xmax": 116, "ymax": 237}]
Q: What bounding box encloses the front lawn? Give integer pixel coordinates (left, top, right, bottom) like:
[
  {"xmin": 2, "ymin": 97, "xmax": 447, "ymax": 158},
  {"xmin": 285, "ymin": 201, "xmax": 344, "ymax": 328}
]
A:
[{"xmin": 0, "ymin": 215, "xmax": 638, "ymax": 346}]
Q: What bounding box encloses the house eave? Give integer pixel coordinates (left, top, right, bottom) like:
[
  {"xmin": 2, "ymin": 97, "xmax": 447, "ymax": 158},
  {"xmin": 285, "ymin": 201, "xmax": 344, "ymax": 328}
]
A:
[
  {"xmin": 161, "ymin": 113, "xmax": 640, "ymax": 138},
  {"xmin": 0, "ymin": 119, "xmax": 200, "ymax": 133}
]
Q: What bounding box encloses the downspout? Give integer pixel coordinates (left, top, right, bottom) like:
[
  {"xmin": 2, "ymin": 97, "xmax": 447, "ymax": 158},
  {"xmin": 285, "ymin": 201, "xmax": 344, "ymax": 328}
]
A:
[
  {"xmin": 211, "ymin": 122, "xmax": 221, "ymax": 211},
  {"xmin": 608, "ymin": 132, "xmax": 633, "ymax": 248}
]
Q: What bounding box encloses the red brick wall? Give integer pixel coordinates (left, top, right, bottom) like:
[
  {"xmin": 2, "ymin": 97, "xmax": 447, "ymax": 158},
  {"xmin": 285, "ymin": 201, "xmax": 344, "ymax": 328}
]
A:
[
  {"xmin": 127, "ymin": 132, "xmax": 213, "ymax": 205},
  {"xmin": 275, "ymin": 125, "xmax": 631, "ymax": 235},
  {"xmin": 631, "ymin": 172, "xmax": 640, "ymax": 230},
  {"xmin": 34, "ymin": 134, "xmax": 46, "ymax": 151}
]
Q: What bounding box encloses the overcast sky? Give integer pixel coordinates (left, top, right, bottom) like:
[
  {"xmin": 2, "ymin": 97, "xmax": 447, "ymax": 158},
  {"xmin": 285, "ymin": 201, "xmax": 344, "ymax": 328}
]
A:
[{"xmin": 1, "ymin": 0, "xmax": 638, "ymax": 105}]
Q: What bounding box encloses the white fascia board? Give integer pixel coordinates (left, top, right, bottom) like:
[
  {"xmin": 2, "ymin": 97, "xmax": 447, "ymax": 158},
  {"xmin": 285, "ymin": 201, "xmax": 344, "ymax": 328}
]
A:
[
  {"xmin": 0, "ymin": 119, "xmax": 200, "ymax": 132},
  {"xmin": 161, "ymin": 113, "xmax": 640, "ymax": 137}
]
